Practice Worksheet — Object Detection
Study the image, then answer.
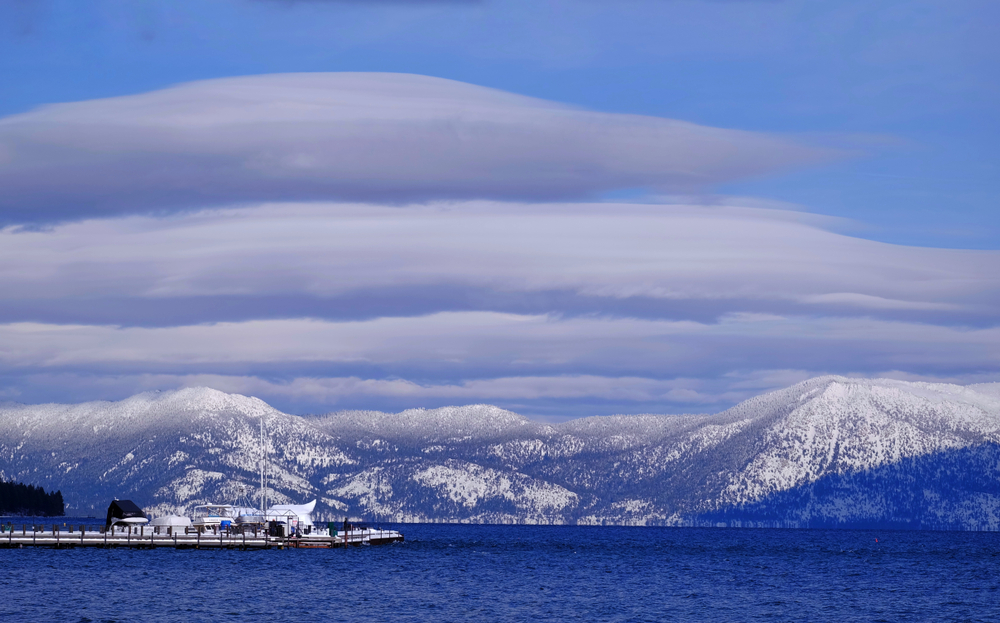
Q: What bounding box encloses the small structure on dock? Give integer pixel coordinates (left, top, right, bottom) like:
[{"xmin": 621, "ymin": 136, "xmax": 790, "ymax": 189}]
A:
[{"xmin": 105, "ymin": 499, "xmax": 148, "ymax": 529}]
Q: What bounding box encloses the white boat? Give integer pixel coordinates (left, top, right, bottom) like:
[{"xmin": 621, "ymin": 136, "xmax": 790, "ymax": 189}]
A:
[
  {"xmin": 336, "ymin": 522, "xmax": 404, "ymax": 545},
  {"xmin": 235, "ymin": 510, "xmax": 266, "ymax": 526},
  {"xmin": 288, "ymin": 517, "xmax": 404, "ymax": 546},
  {"xmin": 192, "ymin": 503, "xmax": 238, "ymax": 528}
]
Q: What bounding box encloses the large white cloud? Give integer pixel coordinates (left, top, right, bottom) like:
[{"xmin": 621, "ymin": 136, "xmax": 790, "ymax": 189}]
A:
[
  {"xmin": 0, "ymin": 73, "xmax": 825, "ymax": 221},
  {"xmin": 1, "ymin": 201, "xmax": 996, "ymax": 322},
  {"xmin": 2, "ymin": 199, "xmax": 996, "ymax": 413}
]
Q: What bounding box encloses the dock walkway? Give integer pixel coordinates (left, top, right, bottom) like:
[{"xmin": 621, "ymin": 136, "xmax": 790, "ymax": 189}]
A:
[{"xmin": 0, "ymin": 524, "xmax": 403, "ymax": 549}]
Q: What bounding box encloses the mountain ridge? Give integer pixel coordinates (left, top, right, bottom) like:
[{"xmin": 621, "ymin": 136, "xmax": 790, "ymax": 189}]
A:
[{"xmin": 1, "ymin": 376, "xmax": 998, "ymax": 529}]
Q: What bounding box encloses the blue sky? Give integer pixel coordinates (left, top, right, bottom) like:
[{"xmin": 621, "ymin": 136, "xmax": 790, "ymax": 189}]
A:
[{"xmin": 0, "ymin": 0, "xmax": 997, "ymax": 418}]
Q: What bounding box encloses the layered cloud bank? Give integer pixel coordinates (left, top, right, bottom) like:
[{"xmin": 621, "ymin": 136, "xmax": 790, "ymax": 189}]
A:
[
  {"xmin": 0, "ymin": 73, "xmax": 822, "ymax": 221},
  {"xmin": 0, "ymin": 73, "xmax": 996, "ymax": 415},
  {"xmin": 2, "ymin": 201, "xmax": 998, "ymax": 414}
]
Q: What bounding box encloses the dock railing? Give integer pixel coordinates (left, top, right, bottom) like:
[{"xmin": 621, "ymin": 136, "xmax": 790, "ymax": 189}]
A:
[
  {"xmin": 0, "ymin": 523, "xmax": 274, "ymax": 549},
  {"xmin": 1, "ymin": 521, "xmax": 400, "ymax": 549}
]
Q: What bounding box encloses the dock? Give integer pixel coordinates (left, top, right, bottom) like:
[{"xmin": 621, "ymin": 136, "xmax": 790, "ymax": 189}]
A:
[{"xmin": 0, "ymin": 524, "xmax": 403, "ymax": 550}]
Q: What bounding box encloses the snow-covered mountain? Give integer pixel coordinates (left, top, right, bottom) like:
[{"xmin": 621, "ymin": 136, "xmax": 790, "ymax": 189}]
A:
[{"xmin": 2, "ymin": 377, "xmax": 999, "ymax": 529}]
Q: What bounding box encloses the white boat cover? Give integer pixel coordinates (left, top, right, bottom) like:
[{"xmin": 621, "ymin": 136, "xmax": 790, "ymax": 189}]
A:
[
  {"xmin": 149, "ymin": 515, "xmax": 193, "ymax": 527},
  {"xmin": 266, "ymin": 499, "xmax": 317, "ymax": 527}
]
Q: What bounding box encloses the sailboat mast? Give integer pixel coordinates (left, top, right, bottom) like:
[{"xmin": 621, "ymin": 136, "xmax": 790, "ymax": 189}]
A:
[{"xmin": 260, "ymin": 415, "xmax": 265, "ymax": 513}]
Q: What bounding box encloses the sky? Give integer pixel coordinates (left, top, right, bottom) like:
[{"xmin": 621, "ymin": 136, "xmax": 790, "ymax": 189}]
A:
[{"xmin": 0, "ymin": 0, "xmax": 997, "ymax": 419}]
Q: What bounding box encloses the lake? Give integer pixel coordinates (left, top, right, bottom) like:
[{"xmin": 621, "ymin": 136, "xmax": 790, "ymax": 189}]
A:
[{"xmin": 2, "ymin": 521, "xmax": 998, "ymax": 622}]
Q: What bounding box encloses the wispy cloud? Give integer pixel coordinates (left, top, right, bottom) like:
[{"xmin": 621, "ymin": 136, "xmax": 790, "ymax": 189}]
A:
[
  {"xmin": 1, "ymin": 311, "xmax": 998, "ymax": 387},
  {"xmin": 0, "ymin": 73, "xmax": 828, "ymax": 223},
  {"xmin": 1, "ymin": 202, "xmax": 994, "ymax": 326}
]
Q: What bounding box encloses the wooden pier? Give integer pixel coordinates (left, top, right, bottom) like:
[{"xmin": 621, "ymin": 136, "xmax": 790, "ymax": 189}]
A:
[{"xmin": 0, "ymin": 524, "xmax": 403, "ymax": 549}]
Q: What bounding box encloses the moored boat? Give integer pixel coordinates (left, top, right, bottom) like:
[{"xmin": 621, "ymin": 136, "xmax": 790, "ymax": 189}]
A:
[
  {"xmin": 106, "ymin": 499, "xmax": 149, "ymax": 529},
  {"xmin": 192, "ymin": 503, "xmax": 238, "ymax": 529}
]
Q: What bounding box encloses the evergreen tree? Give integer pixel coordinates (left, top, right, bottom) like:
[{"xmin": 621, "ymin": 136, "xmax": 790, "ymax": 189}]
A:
[{"xmin": 0, "ymin": 480, "xmax": 66, "ymax": 516}]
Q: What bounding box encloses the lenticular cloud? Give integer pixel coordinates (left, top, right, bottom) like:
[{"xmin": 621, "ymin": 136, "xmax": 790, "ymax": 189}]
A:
[{"xmin": 0, "ymin": 73, "xmax": 824, "ymax": 221}]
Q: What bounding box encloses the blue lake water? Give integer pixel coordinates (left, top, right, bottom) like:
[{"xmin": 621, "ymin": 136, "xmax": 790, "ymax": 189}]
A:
[{"xmin": 2, "ymin": 521, "xmax": 999, "ymax": 622}]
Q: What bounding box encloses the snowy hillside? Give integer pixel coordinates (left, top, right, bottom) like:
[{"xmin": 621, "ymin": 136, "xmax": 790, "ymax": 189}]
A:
[
  {"xmin": 0, "ymin": 388, "xmax": 353, "ymax": 517},
  {"xmin": 1, "ymin": 377, "xmax": 999, "ymax": 529}
]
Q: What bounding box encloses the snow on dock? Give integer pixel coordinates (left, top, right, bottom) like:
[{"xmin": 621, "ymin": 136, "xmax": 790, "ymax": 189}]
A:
[{"xmin": 0, "ymin": 524, "xmax": 403, "ymax": 549}]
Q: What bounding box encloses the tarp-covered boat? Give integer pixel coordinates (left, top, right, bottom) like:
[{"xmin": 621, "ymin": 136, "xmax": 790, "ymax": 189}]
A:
[{"xmin": 105, "ymin": 499, "xmax": 148, "ymax": 528}]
